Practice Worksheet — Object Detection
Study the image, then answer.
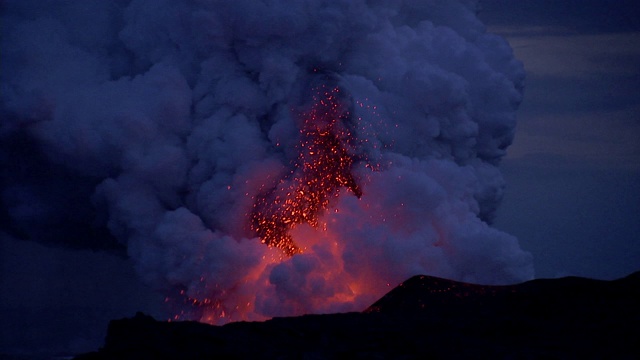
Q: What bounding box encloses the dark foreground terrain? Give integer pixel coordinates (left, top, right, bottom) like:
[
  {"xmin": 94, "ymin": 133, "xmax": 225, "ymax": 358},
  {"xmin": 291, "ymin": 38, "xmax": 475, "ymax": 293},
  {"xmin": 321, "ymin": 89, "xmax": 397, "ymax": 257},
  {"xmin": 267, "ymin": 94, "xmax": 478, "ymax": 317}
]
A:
[{"xmin": 76, "ymin": 272, "xmax": 640, "ymax": 359}]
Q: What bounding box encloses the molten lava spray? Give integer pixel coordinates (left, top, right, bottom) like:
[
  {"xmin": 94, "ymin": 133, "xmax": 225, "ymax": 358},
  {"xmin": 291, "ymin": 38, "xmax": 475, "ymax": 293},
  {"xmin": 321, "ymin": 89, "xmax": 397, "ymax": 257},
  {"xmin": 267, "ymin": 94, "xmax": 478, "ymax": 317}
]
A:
[
  {"xmin": 251, "ymin": 85, "xmax": 362, "ymax": 256},
  {"xmin": 2, "ymin": 0, "xmax": 534, "ymax": 323}
]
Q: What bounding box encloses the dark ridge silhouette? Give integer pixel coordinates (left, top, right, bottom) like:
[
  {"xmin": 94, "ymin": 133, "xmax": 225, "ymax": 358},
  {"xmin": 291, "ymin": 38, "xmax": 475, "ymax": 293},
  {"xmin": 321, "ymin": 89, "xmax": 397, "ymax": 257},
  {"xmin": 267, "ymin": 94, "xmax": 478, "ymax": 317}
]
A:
[
  {"xmin": 75, "ymin": 272, "xmax": 640, "ymax": 359},
  {"xmin": 366, "ymin": 272, "xmax": 640, "ymax": 317}
]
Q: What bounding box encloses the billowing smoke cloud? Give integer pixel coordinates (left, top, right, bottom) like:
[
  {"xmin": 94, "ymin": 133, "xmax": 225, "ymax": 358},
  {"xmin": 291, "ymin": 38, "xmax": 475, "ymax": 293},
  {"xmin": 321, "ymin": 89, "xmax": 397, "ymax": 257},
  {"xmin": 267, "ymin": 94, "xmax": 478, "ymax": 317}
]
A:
[{"xmin": 1, "ymin": 0, "xmax": 533, "ymax": 321}]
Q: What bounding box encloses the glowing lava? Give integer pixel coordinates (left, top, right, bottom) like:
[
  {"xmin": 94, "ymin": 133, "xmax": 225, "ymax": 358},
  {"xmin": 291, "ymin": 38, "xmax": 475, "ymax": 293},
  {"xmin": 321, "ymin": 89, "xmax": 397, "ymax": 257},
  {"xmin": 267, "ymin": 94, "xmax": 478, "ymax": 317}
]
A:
[{"xmin": 250, "ymin": 85, "xmax": 362, "ymax": 256}]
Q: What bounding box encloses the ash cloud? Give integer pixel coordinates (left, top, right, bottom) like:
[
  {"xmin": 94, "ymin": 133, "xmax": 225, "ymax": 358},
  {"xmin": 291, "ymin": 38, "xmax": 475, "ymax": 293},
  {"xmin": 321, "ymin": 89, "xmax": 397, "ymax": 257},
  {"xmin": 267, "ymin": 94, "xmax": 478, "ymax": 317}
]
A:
[{"xmin": 1, "ymin": 0, "xmax": 532, "ymax": 321}]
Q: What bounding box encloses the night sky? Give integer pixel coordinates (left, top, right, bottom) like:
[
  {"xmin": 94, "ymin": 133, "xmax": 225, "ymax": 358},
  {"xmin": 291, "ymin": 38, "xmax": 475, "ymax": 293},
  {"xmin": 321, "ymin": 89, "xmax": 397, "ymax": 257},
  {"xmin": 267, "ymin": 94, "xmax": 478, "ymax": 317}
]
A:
[
  {"xmin": 479, "ymin": 0, "xmax": 640, "ymax": 279},
  {"xmin": 2, "ymin": 0, "xmax": 640, "ymax": 357}
]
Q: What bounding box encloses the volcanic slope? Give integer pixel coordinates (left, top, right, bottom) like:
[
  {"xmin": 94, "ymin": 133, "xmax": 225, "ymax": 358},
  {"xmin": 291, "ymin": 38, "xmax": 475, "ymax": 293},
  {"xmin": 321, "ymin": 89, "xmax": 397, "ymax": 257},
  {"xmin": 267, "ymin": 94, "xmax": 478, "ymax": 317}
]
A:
[{"xmin": 76, "ymin": 272, "xmax": 640, "ymax": 359}]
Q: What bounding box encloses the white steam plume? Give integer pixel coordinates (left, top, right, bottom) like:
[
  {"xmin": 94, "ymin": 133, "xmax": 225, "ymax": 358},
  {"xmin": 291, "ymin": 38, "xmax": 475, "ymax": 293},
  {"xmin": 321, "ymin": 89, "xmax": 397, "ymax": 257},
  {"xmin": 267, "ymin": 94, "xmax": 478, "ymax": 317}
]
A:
[{"xmin": 1, "ymin": 0, "xmax": 533, "ymax": 321}]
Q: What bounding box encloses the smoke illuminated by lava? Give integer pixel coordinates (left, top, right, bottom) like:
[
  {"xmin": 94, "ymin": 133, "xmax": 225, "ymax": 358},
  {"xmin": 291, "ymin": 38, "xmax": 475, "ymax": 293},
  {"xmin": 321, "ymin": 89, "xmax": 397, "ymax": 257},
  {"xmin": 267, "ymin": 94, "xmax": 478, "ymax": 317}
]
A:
[
  {"xmin": 251, "ymin": 85, "xmax": 362, "ymax": 256},
  {"xmin": 2, "ymin": 0, "xmax": 534, "ymax": 324}
]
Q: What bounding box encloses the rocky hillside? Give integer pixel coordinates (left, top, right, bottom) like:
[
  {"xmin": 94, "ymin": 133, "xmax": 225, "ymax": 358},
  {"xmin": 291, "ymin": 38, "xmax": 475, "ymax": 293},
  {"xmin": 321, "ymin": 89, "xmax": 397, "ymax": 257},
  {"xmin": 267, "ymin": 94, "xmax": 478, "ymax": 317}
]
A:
[{"xmin": 76, "ymin": 272, "xmax": 640, "ymax": 359}]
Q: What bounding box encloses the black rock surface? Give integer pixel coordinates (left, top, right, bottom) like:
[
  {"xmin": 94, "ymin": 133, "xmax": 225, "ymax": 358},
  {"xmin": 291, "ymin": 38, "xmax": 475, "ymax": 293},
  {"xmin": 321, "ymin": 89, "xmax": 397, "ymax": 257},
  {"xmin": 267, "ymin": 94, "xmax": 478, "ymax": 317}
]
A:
[{"xmin": 76, "ymin": 272, "xmax": 640, "ymax": 359}]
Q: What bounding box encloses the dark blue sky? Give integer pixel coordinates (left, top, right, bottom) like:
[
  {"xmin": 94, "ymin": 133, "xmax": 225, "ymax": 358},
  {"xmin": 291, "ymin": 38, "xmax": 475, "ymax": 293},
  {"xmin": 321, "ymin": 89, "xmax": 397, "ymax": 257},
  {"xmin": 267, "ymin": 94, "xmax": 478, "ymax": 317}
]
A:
[{"xmin": 479, "ymin": 0, "xmax": 640, "ymax": 279}]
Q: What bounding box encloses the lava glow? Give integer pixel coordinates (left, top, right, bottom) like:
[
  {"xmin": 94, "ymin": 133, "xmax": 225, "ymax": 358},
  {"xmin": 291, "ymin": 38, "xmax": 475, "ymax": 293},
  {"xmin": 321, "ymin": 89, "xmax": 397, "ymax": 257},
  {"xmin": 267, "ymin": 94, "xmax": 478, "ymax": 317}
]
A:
[
  {"xmin": 167, "ymin": 85, "xmax": 372, "ymax": 324},
  {"xmin": 250, "ymin": 85, "xmax": 362, "ymax": 256}
]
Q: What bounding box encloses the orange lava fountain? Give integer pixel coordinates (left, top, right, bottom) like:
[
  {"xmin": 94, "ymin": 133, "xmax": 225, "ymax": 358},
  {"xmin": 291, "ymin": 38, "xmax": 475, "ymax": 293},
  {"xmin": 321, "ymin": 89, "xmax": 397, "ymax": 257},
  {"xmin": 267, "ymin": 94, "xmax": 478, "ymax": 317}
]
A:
[{"xmin": 250, "ymin": 85, "xmax": 362, "ymax": 256}]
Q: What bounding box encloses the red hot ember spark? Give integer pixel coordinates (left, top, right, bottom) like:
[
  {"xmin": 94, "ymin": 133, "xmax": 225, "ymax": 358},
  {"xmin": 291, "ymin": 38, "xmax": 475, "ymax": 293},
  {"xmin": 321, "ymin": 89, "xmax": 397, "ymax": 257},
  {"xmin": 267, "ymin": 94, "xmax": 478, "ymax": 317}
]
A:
[{"xmin": 251, "ymin": 86, "xmax": 362, "ymax": 256}]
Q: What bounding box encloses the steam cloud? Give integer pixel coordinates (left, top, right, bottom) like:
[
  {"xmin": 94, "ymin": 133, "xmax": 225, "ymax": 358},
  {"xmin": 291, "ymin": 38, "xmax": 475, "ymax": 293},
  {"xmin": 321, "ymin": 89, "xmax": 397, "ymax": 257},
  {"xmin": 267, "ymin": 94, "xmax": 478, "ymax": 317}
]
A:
[{"xmin": 1, "ymin": 0, "xmax": 533, "ymax": 321}]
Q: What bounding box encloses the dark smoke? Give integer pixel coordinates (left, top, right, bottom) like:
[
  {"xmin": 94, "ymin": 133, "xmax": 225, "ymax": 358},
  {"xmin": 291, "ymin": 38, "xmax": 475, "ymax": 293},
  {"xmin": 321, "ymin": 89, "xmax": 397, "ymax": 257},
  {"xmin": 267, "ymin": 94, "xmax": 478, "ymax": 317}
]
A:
[{"xmin": 1, "ymin": 0, "xmax": 532, "ymax": 322}]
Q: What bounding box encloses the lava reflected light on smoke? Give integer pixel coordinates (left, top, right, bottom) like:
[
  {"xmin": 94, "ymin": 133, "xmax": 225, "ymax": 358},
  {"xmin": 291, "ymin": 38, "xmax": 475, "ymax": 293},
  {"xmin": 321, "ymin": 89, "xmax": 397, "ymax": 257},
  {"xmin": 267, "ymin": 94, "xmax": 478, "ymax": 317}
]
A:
[
  {"xmin": 250, "ymin": 85, "xmax": 363, "ymax": 256},
  {"xmin": 169, "ymin": 85, "xmax": 374, "ymax": 323}
]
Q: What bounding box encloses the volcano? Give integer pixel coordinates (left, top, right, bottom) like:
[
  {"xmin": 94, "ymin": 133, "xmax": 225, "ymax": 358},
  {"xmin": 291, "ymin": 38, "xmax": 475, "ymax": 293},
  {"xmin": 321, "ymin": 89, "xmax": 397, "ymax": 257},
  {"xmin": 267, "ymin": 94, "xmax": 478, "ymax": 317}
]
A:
[
  {"xmin": 2, "ymin": 0, "xmax": 537, "ymax": 327},
  {"xmin": 75, "ymin": 272, "xmax": 640, "ymax": 359}
]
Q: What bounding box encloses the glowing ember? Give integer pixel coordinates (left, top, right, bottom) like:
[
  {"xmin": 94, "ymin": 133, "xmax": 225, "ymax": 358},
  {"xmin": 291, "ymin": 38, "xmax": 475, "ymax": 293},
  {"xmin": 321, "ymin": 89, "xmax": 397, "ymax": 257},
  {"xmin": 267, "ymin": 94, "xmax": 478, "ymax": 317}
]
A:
[{"xmin": 250, "ymin": 85, "xmax": 362, "ymax": 256}]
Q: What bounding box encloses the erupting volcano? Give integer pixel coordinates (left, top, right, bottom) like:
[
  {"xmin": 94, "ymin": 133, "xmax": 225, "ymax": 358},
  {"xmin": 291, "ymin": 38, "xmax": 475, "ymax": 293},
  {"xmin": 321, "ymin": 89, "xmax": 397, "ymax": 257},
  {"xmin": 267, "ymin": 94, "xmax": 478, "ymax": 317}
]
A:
[
  {"xmin": 251, "ymin": 85, "xmax": 362, "ymax": 256},
  {"xmin": 2, "ymin": 0, "xmax": 535, "ymax": 326}
]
